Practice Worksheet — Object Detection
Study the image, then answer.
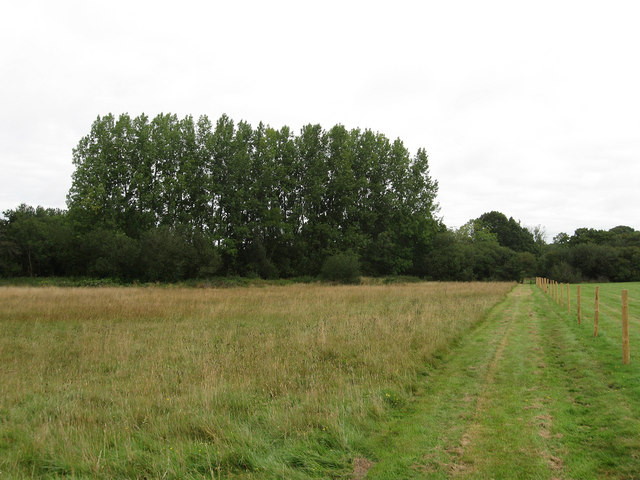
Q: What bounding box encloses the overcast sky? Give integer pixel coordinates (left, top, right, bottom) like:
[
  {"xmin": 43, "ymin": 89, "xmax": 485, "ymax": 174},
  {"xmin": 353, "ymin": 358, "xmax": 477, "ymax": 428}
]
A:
[{"xmin": 2, "ymin": 0, "xmax": 639, "ymax": 240}]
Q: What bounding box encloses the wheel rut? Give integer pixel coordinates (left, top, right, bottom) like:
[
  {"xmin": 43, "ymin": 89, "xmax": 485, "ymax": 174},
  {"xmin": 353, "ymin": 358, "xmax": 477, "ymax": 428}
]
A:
[{"xmin": 366, "ymin": 285, "xmax": 568, "ymax": 479}]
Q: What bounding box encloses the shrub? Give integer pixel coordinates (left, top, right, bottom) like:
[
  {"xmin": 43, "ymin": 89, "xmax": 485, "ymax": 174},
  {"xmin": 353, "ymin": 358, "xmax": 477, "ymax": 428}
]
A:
[{"xmin": 320, "ymin": 253, "xmax": 361, "ymax": 284}]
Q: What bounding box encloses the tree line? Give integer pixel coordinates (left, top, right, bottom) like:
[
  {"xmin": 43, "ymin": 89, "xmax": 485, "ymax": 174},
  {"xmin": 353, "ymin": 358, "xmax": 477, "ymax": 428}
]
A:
[
  {"xmin": 2, "ymin": 114, "xmax": 438, "ymax": 280},
  {"xmin": 540, "ymin": 226, "xmax": 640, "ymax": 283},
  {"xmin": 1, "ymin": 113, "xmax": 639, "ymax": 283}
]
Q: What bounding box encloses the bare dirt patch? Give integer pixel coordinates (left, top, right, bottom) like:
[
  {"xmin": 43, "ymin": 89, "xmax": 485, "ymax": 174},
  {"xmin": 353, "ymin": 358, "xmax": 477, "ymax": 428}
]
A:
[{"xmin": 352, "ymin": 457, "xmax": 374, "ymax": 480}]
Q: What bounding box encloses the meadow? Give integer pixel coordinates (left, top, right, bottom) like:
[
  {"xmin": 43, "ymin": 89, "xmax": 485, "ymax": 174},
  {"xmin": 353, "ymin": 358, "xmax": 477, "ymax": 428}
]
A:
[
  {"xmin": 0, "ymin": 282, "xmax": 513, "ymax": 479},
  {"xmin": 545, "ymin": 281, "xmax": 640, "ymax": 361},
  {"xmin": 362, "ymin": 283, "xmax": 640, "ymax": 478}
]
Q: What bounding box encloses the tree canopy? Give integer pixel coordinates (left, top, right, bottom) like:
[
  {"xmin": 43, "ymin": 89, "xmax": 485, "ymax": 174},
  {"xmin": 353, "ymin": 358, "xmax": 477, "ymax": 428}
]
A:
[
  {"xmin": 1, "ymin": 113, "xmax": 637, "ymax": 283},
  {"xmin": 3, "ymin": 114, "xmax": 441, "ymax": 280}
]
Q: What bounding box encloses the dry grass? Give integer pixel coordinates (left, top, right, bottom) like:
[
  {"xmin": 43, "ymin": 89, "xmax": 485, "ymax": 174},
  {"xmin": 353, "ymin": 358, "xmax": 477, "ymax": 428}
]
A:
[{"xmin": 0, "ymin": 282, "xmax": 513, "ymax": 478}]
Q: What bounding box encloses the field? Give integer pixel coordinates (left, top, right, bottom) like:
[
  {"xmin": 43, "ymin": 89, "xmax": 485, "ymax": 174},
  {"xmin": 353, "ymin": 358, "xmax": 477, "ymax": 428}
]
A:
[
  {"xmin": 3, "ymin": 281, "xmax": 640, "ymax": 479},
  {"xmin": 362, "ymin": 283, "xmax": 640, "ymax": 478},
  {"xmin": 543, "ymin": 281, "xmax": 640, "ymax": 365},
  {"xmin": 563, "ymin": 282, "xmax": 640, "ymax": 333},
  {"xmin": 0, "ymin": 282, "xmax": 513, "ymax": 479}
]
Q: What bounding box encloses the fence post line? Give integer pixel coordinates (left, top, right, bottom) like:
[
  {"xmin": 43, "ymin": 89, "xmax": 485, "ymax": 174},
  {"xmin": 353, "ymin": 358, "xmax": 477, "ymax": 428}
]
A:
[
  {"xmin": 622, "ymin": 289, "xmax": 630, "ymax": 364},
  {"xmin": 594, "ymin": 286, "xmax": 600, "ymax": 337},
  {"xmin": 577, "ymin": 285, "xmax": 581, "ymax": 324},
  {"xmin": 567, "ymin": 283, "xmax": 571, "ymax": 314}
]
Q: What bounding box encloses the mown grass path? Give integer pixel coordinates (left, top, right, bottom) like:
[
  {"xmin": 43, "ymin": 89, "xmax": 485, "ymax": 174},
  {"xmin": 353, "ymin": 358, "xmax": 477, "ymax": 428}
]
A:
[{"xmin": 363, "ymin": 284, "xmax": 640, "ymax": 479}]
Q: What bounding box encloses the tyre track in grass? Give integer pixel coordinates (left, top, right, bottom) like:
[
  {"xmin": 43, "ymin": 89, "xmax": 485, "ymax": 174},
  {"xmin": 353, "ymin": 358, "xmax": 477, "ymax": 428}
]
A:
[
  {"xmin": 534, "ymin": 287, "xmax": 640, "ymax": 479},
  {"xmin": 365, "ymin": 285, "xmax": 558, "ymax": 479},
  {"xmin": 362, "ymin": 285, "xmax": 640, "ymax": 479},
  {"xmin": 442, "ymin": 285, "xmax": 563, "ymax": 478}
]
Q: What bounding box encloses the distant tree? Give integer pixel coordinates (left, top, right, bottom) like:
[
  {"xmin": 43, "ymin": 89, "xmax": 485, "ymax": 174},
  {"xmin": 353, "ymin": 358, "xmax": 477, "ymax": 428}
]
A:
[
  {"xmin": 40, "ymin": 113, "xmax": 444, "ymax": 280},
  {"xmin": 2, "ymin": 205, "xmax": 73, "ymax": 277},
  {"xmin": 570, "ymin": 228, "xmax": 610, "ymax": 245},
  {"xmin": 552, "ymin": 232, "xmax": 570, "ymax": 245},
  {"xmin": 529, "ymin": 225, "xmax": 547, "ymax": 253},
  {"xmin": 139, "ymin": 227, "xmax": 189, "ymax": 282},
  {"xmin": 421, "ymin": 230, "xmax": 469, "ymax": 280},
  {"xmin": 320, "ymin": 252, "xmax": 361, "ymax": 284},
  {"xmin": 477, "ymin": 211, "xmax": 536, "ymax": 253},
  {"xmin": 0, "ymin": 218, "xmax": 21, "ymax": 276}
]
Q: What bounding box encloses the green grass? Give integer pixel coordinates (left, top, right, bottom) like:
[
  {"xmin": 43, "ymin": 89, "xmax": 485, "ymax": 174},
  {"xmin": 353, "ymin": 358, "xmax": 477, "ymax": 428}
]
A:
[
  {"xmin": 362, "ymin": 284, "xmax": 640, "ymax": 478},
  {"xmin": 4, "ymin": 282, "xmax": 639, "ymax": 478},
  {"xmin": 0, "ymin": 282, "xmax": 513, "ymax": 479},
  {"xmin": 546, "ymin": 281, "xmax": 640, "ymax": 365}
]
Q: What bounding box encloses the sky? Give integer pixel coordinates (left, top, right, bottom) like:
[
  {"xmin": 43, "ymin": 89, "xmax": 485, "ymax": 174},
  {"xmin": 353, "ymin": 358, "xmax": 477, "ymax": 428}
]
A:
[{"xmin": 1, "ymin": 0, "xmax": 639, "ymax": 241}]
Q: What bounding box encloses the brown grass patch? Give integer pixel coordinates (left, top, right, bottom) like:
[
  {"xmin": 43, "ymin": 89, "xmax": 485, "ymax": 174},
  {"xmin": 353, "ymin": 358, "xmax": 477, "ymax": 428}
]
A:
[{"xmin": 0, "ymin": 282, "xmax": 513, "ymax": 477}]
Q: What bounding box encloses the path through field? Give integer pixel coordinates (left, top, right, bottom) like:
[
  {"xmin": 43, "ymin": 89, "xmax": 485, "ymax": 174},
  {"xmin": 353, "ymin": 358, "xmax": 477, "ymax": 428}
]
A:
[{"xmin": 363, "ymin": 284, "xmax": 640, "ymax": 479}]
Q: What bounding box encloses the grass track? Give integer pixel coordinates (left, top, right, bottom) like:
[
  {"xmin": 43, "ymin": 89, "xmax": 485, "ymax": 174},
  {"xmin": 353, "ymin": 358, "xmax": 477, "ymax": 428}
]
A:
[{"xmin": 364, "ymin": 284, "xmax": 640, "ymax": 478}]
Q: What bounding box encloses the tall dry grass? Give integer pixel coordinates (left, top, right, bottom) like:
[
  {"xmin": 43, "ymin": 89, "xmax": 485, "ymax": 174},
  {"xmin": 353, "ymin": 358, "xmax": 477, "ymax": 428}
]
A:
[{"xmin": 0, "ymin": 282, "xmax": 513, "ymax": 478}]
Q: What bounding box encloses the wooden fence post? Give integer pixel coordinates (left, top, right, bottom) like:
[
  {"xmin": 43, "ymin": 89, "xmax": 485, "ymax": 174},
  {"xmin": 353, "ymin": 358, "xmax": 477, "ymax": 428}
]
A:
[
  {"xmin": 560, "ymin": 283, "xmax": 564, "ymax": 307},
  {"xmin": 622, "ymin": 289, "xmax": 630, "ymax": 364},
  {"xmin": 594, "ymin": 286, "xmax": 600, "ymax": 337},
  {"xmin": 567, "ymin": 283, "xmax": 571, "ymax": 314},
  {"xmin": 577, "ymin": 285, "xmax": 581, "ymax": 324}
]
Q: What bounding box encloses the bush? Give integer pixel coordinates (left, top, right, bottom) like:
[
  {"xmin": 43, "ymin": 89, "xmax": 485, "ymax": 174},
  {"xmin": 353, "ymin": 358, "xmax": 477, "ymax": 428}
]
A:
[
  {"xmin": 139, "ymin": 227, "xmax": 188, "ymax": 282},
  {"xmin": 320, "ymin": 253, "xmax": 361, "ymax": 284}
]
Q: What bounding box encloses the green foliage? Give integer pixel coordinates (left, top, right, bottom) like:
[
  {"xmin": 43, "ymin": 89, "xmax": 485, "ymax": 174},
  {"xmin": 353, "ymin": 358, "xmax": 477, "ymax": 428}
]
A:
[
  {"xmin": 540, "ymin": 225, "xmax": 640, "ymax": 282},
  {"xmin": 477, "ymin": 210, "xmax": 536, "ymax": 253},
  {"xmin": 0, "ymin": 220, "xmax": 21, "ymax": 277},
  {"xmin": 7, "ymin": 109, "xmax": 638, "ymax": 284},
  {"xmin": 0, "ymin": 204, "xmax": 74, "ymax": 277},
  {"xmin": 320, "ymin": 253, "xmax": 361, "ymax": 284},
  {"xmin": 139, "ymin": 227, "xmax": 188, "ymax": 282},
  {"xmin": 64, "ymin": 113, "xmax": 440, "ymax": 278}
]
